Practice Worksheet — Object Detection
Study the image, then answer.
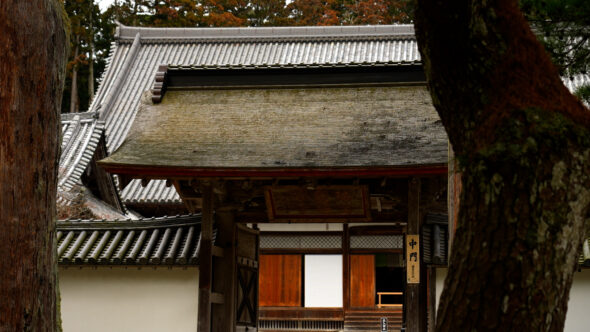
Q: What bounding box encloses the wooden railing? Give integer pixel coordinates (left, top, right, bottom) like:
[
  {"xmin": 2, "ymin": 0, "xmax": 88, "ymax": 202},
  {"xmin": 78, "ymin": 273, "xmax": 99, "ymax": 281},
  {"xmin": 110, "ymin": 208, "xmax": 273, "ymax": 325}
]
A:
[{"xmin": 377, "ymin": 292, "xmax": 403, "ymax": 308}]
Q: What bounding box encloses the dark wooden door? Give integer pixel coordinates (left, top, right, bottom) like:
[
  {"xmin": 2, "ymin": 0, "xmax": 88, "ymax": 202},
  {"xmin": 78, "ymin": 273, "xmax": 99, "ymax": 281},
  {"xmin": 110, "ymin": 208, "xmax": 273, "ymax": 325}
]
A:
[
  {"xmin": 259, "ymin": 254, "xmax": 302, "ymax": 307},
  {"xmin": 350, "ymin": 254, "xmax": 375, "ymax": 308},
  {"xmin": 236, "ymin": 226, "xmax": 259, "ymax": 330}
]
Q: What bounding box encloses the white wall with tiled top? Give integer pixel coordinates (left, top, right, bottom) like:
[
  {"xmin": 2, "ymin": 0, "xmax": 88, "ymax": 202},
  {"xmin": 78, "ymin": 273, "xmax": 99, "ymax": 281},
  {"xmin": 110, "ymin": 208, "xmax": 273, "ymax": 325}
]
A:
[
  {"xmin": 564, "ymin": 269, "xmax": 590, "ymax": 332},
  {"xmin": 59, "ymin": 267, "xmax": 199, "ymax": 332}
]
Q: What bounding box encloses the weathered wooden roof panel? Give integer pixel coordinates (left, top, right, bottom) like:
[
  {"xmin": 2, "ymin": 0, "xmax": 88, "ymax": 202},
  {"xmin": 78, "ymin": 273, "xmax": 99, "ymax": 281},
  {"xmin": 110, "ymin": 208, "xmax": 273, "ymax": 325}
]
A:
[{"xmin": 102, "ymin": 85, "xmax": 447, "ymax": 171}]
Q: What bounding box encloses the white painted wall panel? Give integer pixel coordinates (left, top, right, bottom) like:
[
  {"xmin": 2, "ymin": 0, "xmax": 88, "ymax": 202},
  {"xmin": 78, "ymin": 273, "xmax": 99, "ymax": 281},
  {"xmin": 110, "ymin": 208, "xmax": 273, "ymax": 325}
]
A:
[
  {"xmin": 435, "ymin": 268, "xmax": 447, "ymax": 313},
  {"xmin": 304, "ymin": 255, "xmax": 343, "ymax": 307}
]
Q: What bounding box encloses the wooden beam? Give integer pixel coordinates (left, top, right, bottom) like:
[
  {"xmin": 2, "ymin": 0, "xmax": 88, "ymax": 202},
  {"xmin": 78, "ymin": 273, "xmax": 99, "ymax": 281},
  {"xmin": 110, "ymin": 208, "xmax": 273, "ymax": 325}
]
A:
[
  {"xmin": 405, "ymin": 177, "xmax": 421, "ymax": 332},
  {"xmin": 198, "ymin": 182, "xmax": 213, "ymax": 332},
  {"xmin": 98, "ymin": 163, "xmax": 448, "ymax": 179}
]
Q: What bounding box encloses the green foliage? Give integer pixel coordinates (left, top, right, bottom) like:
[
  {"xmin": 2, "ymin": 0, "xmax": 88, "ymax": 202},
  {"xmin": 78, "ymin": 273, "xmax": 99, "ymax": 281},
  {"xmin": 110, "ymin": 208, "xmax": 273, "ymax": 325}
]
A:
[
  {"xmin": 62, "ymin": 0, "xmax": 114, "ymax": 113},
  {"xmin": 575, "ymin": 84, "xmax": 590, "ymax": 104},
  {"xmin": 521, "ymin": 0, "xmax": 590, "ymax": 76}
]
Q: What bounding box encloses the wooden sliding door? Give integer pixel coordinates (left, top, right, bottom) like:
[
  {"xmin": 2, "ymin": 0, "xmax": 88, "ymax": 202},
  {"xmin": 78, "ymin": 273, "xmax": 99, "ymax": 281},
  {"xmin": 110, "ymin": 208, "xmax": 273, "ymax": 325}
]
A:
[
  {"xmin": 259, "ymin": 254, "xmax": 302, "ymax": 306},
  {"xmin": 350, "ymin": 254, "xmax": 375, "ymax": 308}
]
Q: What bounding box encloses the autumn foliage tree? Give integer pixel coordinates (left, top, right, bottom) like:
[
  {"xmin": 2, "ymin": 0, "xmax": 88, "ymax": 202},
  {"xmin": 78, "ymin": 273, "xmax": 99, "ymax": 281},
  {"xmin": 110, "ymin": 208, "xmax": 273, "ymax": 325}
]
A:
[{"xmin": 415, "ymin": 0, "xmax": 590, "ymax": 330}]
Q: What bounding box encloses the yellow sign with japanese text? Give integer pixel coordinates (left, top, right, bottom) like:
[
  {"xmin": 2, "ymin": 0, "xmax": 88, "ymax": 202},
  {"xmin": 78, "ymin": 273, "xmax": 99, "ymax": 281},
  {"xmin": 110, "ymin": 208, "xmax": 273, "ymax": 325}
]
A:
[{"xmin": 406, "ymin": 235, "xmax": 420, "ymax": 284}]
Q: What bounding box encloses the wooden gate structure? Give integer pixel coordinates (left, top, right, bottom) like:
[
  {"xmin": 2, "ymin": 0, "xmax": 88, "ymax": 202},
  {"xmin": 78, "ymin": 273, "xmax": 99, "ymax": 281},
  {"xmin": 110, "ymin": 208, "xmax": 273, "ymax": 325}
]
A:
[{"xmin": 99, "ymin": 56, "xmax": 450, "ymax": 331}]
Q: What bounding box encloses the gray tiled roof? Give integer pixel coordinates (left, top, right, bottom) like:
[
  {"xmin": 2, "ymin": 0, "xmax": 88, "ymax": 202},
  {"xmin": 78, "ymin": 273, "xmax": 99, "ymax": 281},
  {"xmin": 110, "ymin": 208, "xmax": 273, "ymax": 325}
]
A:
[
  {"xmin": 88, "ymin": 24, "xmax": 420, "ymax": 205},
  {"xmin": 57, "ymin": 215, "xmax": 206, "ymax": 265},
  {"xmin": 121, "ymin": 179, "xmax": 179, "ymax": 205},
  {"xmin": 59, "ymin": 112, "xmax": 104, "ymax": 194},
  {"xmin": 88, "ymin": 23, "xmax": 589, "ymax": 205}
]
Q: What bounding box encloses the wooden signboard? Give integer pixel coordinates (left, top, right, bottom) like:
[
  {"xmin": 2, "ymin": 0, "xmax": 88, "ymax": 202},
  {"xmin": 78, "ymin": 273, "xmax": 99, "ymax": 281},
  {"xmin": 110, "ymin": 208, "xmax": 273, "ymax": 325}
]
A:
[
  {"xmin": 264, "ymin": 185, "xmax": 371, "ymax": 222},
  {"xmin": 406, "ymin": 235, "xmax": 420, "ymax": 284}
]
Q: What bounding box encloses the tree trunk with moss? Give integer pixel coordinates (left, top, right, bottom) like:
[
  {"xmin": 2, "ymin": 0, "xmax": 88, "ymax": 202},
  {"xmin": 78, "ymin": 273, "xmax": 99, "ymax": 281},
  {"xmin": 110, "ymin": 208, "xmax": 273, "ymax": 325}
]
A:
[
  {"xmin": 0, "ymin": 1, "xmax": 68, "ymax": 331},
  {"xmin": 415, "ymin": 0, "xmax": 590, "ymax": 331}
]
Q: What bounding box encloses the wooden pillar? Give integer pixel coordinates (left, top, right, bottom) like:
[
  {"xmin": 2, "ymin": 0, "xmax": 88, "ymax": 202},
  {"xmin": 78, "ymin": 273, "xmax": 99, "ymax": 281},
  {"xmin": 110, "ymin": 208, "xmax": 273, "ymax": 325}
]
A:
[
  {"xmin": 405, "ymin": 177, "xmax": 422, "ymax": 332},
  {"xmin": 427, "ymin": 267, "xmax": 436, "ymax": 332},
  {"xmin": 342, "ymin": 224, "xmax": 350, "ymax": 311},
  {"xmin": 419, "ymin": 259, "xmax": 428, "ymax": 332},
  {"xmin": 212, "ymin": 206, "xmax": 238, "ymax": 332},
  {"xmin": 198, "ymin": 182, "xmax": 214, "ymax": 332}
]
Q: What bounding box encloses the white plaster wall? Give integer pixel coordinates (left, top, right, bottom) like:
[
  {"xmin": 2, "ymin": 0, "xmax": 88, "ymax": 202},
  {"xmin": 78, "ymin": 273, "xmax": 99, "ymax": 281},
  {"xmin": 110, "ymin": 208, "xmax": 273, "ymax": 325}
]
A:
[
  {"xmin": 435, "ymin": 268, "xmax": 590, "ymax": 331},
  {"xmin": 59, "ymin": 267, "xmax": 199, "ymax": 332},
  {"xmin": 304, "ymin": 255, "xmax": 343, "ymax": 307},
  {"xmin": 565, "ymin": 269, "xmax": 590, "ymax": 332},
  {"xmin": 435, "ymin": 268, "xmax": 447, "ymax": 312}
]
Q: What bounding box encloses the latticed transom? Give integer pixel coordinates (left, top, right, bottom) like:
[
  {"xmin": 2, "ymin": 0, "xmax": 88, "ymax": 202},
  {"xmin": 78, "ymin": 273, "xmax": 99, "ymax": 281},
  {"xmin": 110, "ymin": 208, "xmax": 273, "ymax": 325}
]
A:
[
  {"xmin": 350, "ymin": 235, "xmax": 403, "ymax": 249},
  {"xmin": 260, "ymin": 234, "xmax": 342, "ymax": 249}
]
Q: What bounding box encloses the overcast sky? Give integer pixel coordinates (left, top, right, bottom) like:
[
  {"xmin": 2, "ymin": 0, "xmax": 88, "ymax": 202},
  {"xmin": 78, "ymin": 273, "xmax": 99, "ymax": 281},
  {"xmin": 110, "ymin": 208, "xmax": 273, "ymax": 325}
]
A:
[{"xmin": 98, "ymin": 0, "xmax": 114, "ymax": 12}]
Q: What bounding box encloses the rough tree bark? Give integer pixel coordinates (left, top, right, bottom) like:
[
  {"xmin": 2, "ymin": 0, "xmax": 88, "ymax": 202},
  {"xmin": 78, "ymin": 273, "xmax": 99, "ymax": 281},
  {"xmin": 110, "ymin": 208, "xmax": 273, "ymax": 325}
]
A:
[
  {"xmin": 415, "ymin": 1, "xmax": 590, "ymax": 331},
  {"xmin": 0, "ymin": 1, "xmax": 68, "ymax": 331}
]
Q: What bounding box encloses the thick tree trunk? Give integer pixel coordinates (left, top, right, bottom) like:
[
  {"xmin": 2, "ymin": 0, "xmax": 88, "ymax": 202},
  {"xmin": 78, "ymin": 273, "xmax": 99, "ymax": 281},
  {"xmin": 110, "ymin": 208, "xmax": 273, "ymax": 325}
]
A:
[
  {"xmin": 415, "ymin": 0, "xmax": 590, "ymax": 331},
  {"xmin": 0, "ymin": 1, "xmax": 68, "ymax": 331}
]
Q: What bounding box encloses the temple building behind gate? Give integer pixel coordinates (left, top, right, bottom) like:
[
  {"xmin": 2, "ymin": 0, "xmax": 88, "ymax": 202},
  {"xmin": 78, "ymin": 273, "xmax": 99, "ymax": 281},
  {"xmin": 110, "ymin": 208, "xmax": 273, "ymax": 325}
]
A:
[{"xmin": 55, "ymin": 23, "xmax": 590, "ymax": 332}]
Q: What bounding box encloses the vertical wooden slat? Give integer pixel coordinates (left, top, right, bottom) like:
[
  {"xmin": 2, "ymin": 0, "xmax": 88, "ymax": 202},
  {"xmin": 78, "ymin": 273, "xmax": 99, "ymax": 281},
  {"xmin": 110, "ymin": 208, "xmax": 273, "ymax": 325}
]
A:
[
  {"xmin": 198, "ymin": 182, "xmax": 213, "ymax": 332},
  {"xmin": 259, "ymin": 255, "xmax": 302, "ymax": 306},
  {"xmin": 406, "ymin": 177, "xmax": 421, "ymax": 332}
]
